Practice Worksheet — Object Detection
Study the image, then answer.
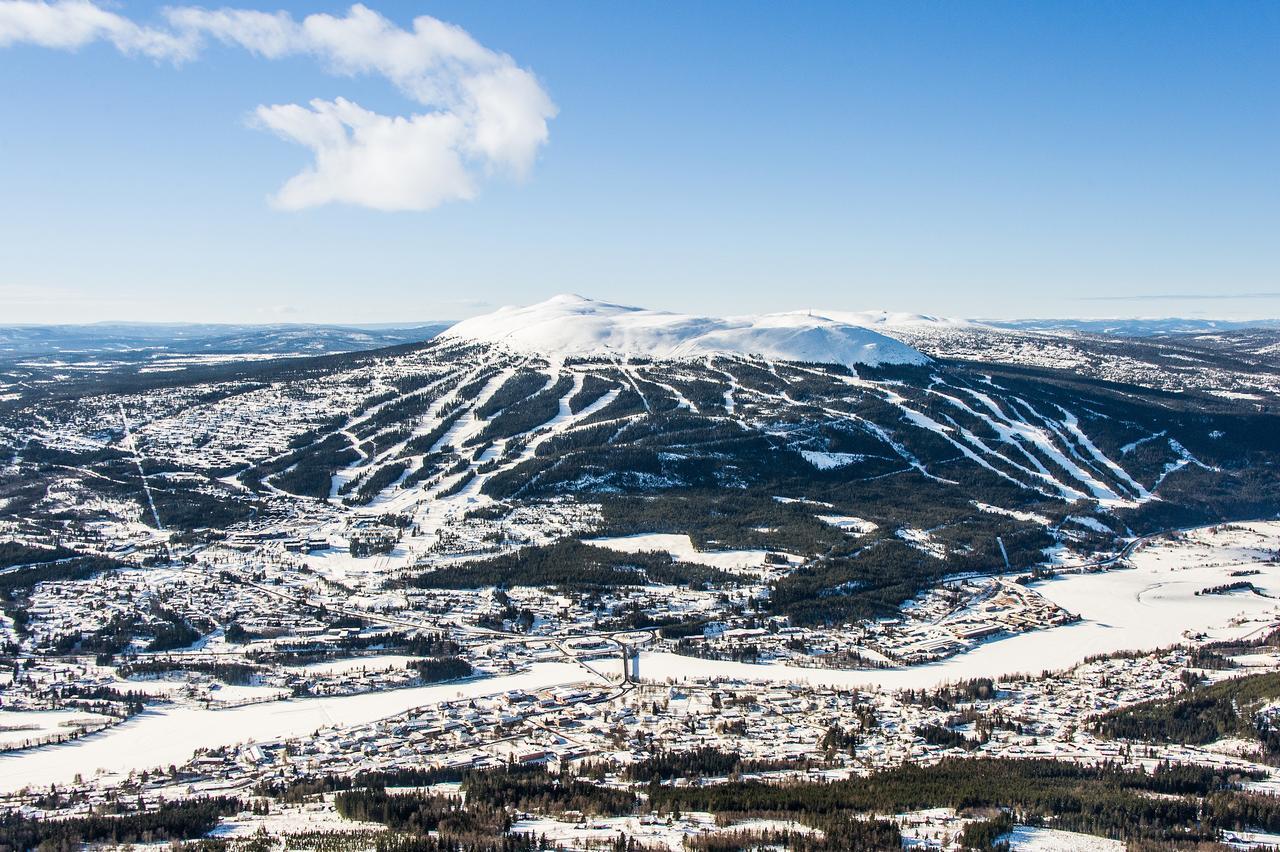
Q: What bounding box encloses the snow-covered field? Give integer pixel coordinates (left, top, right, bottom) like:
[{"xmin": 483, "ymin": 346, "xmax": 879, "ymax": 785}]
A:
[
  {"xmin": 211, "ymin": 800, "xmax": 386, "ymax": 839},
  {"xmin": 585, "ymin": 533, "xmax": 792, "ymax": 575},
  {"xmin": 509, "ymin": 811, "xmax": 815, "ymax": 851},
  {"xmin": 640, "ymin": 522, "xmax": 1280, "ymax": 690},
  {"xmin": 817, "ymin": 514, "xmax": 878, "ymax": 535},
  {"xmin": 0, "ymin": 708, "xmax": 115, "ymax": 748},
  {"xmin": 1005, "ymin": 826, "xmax": 1124, "ymax": 851},
  {"xmin": 0, "ymin": 663, "xmax": 588, "ymax": 793},
  {"xmin": 292, "ymin": 654, "xmax": 424, "ymax": 676}
]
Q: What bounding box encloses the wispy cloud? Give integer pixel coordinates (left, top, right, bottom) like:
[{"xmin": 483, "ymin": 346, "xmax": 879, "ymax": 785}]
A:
[
  {"xmin": 1074, "ymin": 292, "xmax": 1280, "ymax": 302},
  {"xmin": 0, "ymin": 1, "xmax": 557, "ymax": 211}
]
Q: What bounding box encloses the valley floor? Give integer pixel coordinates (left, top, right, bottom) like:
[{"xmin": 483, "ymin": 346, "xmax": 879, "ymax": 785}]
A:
[{"xmin": 3, "ymin": 521, "xmax": 1280, "ymax": 850}]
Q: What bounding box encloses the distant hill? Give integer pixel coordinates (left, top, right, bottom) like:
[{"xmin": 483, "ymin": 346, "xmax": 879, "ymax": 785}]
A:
[
  {"xmin": 987, "ymin": 318, "xmax": 1280, "ymax": 336},
  {"xmin": 0, "ymin": 321, "xmax": 452, "ymax": 358}
]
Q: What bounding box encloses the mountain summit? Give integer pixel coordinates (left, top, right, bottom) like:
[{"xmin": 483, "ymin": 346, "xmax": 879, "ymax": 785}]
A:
[{"xmin": 439, "ymin": 295, "xmax": 929, "ymax": 367}]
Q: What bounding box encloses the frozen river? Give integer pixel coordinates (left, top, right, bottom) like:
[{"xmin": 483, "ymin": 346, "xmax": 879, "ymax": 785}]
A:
[
  {"xmin": 0, "ymin": 662, "xmax": 588, "ymax": 794},
  {"xmin": 639, "ymin": 521, "xmax": 1280, "ymax": 691}
]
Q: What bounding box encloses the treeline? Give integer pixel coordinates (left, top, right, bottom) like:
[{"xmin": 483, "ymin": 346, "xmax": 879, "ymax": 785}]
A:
[
  {"xmin": 461, "ymin": 765, "xmax": 635, "ymax": 816},
  {"xmin": 682, "ymin": 820, "xmax": 901, "ymax": 851},
  {"xmin": 0, "ymin": 554, "xmax": 120, "ymax": 597},
  {"xmin": 256, "ymin": 767, "xmax": 466, "ymax": 803},
  {"xmin": 332, "ymin": 767, "xmax": 635, "ymax": 849},
  {"xmin": 1196, "ymin": 581, "xmax": 1261, "ymax": 596},
  {"xmin": 335, "ymin": 788, "xmax": 509, "ymax": 839},
  {"xmin": 573, "ymin": 388, "xmax": 646, "ymax": 428},
  {"xmin": 1095, "ymin": 671, "xmax": 1280, "ymax": 754},
  {"xmin": 409, "ymin": 656, "xmax": 472, "ymax": 683},
  {"xmin": 914, "ymin": 723, "xmax": 980, "ymax": 751},
  {"xmin": 119, "ymin": 659, "xmax": 263, "ymax": 686},
  {"xmin": 959, "ymin": 812, "xmax": 1014, "ymax": 850},
  {"xmin": 0, "ymin": 796, "xmax": 241, "ymax": 849},
  {"xmin": 145, "ymin": 604, "xmax": 203, "ymax": 652},
  {"xmin": 271, "ymin": 436, "xmax": 360, "ymax": 498},
  {"xmin": 901, "ymin": 678, "xmax": 998, "ymax": 710},
  {"xmin": 245, "ymin": 433, "xmax": 359, "ymax": 498},
  {"xmin": 648, "ymin": 758, "xmax": 1275, "ymax": 845},
  {"xmin": 400, "ymin": 410, "xmax": 465, "ymax": 459},
  {"xmin": 246, "ymin": 630, "xmax": 460, "ymax": 665},
  {"xmin": 343, "ymin": 461, "xmax": 409, "ymax": 505},
  {"xmin": 404, "ymin": 540, "xmax": 739, "ymax": 591},
  {"xmin": 568, "ymin": 374, "xmax": 614, "ymax": 413},
  {"xmin": 149, "ymin": 483, "xmax": 257, "ymax": 531},
  {"xmin": 623, "ymin": 747, "xmax": 808, "ymax": 782},
  {"xmin": 400, "ymin": 452, "xmax": 452, "ymax": 489},
  {"xmin": 475, "ymin": 372, "xmax": 549, "ymax": 420},
  {"xmin": 0, "ymin": 540, "xmax": 78, "ymax": 569},
  {"xmin": 372, "ymin": 833, "xmax": 545, "ymax": 852},
  {"xmin": 352, "ymin": 378, "xmax": 454, "ymax": 441},
  {"xmin": 467, "ymin": 375, "xmax": 574, "ymax": 446}
]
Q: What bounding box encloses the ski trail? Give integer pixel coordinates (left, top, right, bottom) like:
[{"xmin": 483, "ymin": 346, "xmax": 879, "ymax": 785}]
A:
[
  {"xmin": 801, "ymin": 397, "xmax": 956, "ymax": 484},
  {"xmin": 650, "ymin": 376, "xmax": 699, "ymax": 414},
  {"xmin": 1052, "ymin": 406, "xmax": 1149, "ymax": 501},
  {"xmin": 616, "ymin": 362, "xmax": 652, "ymax": 413},
  {"xmin": 880, "ymin": 398, "xmax": 1042, "ymax": 494},
  {"xmin": 945, "ymin": 389, "xmax": 1098, "ymax": 501},
  {"xmin": 362, "ymin": 371, "xmax": 479, "ymax": 469},
  {"xmin": 118, "ymin": 404, "xmax": 168, "ymax": 556},
  {"xmin": 704, "ymin": 356, "xmax": 739, "ymax": 415}
]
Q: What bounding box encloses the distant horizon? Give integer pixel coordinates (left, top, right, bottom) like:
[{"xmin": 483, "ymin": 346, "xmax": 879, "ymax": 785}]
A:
[{"xmin": 1, "ymin": 298, "xmax": 1279, "ymax": 330}]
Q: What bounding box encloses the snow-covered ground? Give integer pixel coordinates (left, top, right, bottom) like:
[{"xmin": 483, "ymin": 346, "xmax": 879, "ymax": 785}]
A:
[
  {"xmin": 896, "ymin": 526, "xmax": 947, "ymax": 559},
  {"xmin": 640, "ymin": 521, "xmax": 1280, "ymax": 690},
  {"xmin": 439, "ymin": 294, "xmax": 928, "ymax": 367},
  {"xmin": 292, "ymin": 654, "xmax": 424, "ymax": 676},
  {"xmin": 585, "ymin": 533, "xmax": 793, "ymax": 575},
  {"xmin": 0, "ymin": 708, "xmax": 115, "ymax": 748},
  {"xmin": 211, "ymin": 799, "xmax": 386, "ymax": 839},
  {"xmin": 509, "ymin": 811, "xmax": 816, "ymax": 851},
  {"xmin": 800, "ymin": 450, "xmax": 866, "ymax": 470},
  {"xmin": 0, "ymin": 662, "xmax": 588, "ymax": 793},
  {"xmin": 1005, "ymin": 826, "xmax": 1124, "ymax": 851},
  {"xmin": 817, "ymin": 514, "xmax": 879, "ymax": 535}
]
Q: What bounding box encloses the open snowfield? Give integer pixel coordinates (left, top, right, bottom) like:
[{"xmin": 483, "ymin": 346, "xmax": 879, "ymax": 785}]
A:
[
  {"xmin": 439, "ymin": 294, "xmax": 928, "ymax": 367},
  {"xmin": 0, "ymin": 708, "xmax": 115, "ymax": 748},
  {"xmin": 211, "ymin": 800, "xmax": 386, "ymax": 839},
  {"xmin": 1005, "ymin": 826, "xmax": 1124, "ymax": 851},
  {"xmin": 292, "ymin": 654, "xmax": 423, "ymax": 676},
  {"xmin": 0, "ymin": 663, "xmax": 588, "ymax": 793},
  {"xmin": 817, "ymin": 514, "xmax": 878, "ymax": 535},
  {"xmin": 640, "ymin": 521, "xmax": 1280, "ymax": 690},
  {"xmin": 508, "ymin": 811, "xmax": 811, "ymax": 851},
  {"xmin": 584, "ymin": 533, "xmax": 788, "ymax": 574}
]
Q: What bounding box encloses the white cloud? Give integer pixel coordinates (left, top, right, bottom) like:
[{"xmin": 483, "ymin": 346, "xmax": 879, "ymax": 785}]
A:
[
  {"xmin": 0, "ymin": 1, "xmax": 557, "ymax": 211},
  {"xmin": 255, "ymin": 98, "xmax": 475, "ymax": 211},
  {"xmin": 0, "ymin": 0, "xmax": 193, "ymax": 58}
]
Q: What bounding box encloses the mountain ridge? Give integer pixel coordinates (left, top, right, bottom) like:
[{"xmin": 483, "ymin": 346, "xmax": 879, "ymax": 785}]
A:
[{"xmin": 438, "ymin": 294, "xmax": 932, "ymax": 367}]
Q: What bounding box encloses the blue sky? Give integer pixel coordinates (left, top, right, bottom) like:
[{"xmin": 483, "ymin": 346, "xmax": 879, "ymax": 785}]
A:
[{"xmin": 1, "ymin": 0, "xmax": 1277, "ymax": 324}]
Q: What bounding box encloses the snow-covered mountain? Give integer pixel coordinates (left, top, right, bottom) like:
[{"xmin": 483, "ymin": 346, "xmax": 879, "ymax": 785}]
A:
[
  {"xmin": 4, "ymin": 298, "xmax": 1279, "ymax": 632},
  {"xmin": 439, "ymin": 295, "xmax": 930, "ymax": 367}
]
